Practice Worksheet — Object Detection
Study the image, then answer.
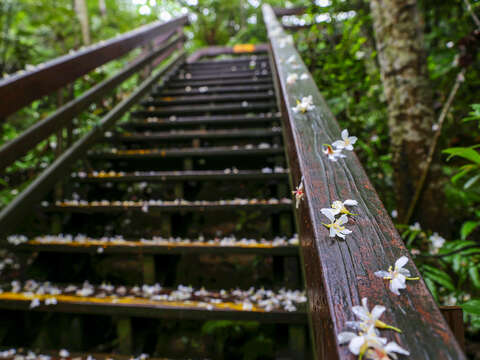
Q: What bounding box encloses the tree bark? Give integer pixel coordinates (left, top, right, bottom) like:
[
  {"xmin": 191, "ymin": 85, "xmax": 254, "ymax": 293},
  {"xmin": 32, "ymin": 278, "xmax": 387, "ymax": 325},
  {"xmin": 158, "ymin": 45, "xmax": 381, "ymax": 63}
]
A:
[
  {"xmin": 370, "ymin": 0, "xmax": 448, "ymax": 231},
  {"xmin": 74, "ymin": 0, "xmax": 91, "ymax": 45}
]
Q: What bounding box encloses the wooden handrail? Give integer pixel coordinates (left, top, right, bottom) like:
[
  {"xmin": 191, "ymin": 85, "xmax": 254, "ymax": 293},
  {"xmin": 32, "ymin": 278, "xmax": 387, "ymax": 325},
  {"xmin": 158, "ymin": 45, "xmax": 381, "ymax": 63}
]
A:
[
  {"xmin": 263, "ymin": 4, "xmax": 466, "ymax": 360},
  {"xmin": 0, "ymin": 15, "xmax": 188, "ymax": 119},
  {"xmin": 0, "ymin": 51, "xmax": 186, "ymax": 239},
  {"xmin": 0, "ymin": 34, "xmax": 184, "ymax": 173},
  {"xmin": 272, "ymin": 7, "xmax": 306, "ymax": 17}
]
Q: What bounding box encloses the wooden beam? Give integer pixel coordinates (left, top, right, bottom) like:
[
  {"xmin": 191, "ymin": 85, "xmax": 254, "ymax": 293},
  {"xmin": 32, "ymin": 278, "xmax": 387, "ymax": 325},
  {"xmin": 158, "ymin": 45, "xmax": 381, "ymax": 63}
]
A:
[{"xmin": 262, "ymin": 4, "xmax": 466, "ymax": 359}]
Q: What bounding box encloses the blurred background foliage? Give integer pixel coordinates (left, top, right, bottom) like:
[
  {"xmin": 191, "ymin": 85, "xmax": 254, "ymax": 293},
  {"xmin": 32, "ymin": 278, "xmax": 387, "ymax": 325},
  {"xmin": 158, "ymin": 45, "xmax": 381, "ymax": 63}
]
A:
[{"xmin": 2, "ymin": 0, "xmax": 480, "ymax": 356}]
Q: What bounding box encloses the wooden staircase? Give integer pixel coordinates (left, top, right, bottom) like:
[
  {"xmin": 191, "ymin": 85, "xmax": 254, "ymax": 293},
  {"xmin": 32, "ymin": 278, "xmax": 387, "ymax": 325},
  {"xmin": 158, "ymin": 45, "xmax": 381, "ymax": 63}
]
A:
[
  {"xmin": 0, "ymin": 5, "xmax": 467, "ymax": 360},
  {"xmin": 0, "ymin": 56, "xmax": 309, "ymax": 359}
]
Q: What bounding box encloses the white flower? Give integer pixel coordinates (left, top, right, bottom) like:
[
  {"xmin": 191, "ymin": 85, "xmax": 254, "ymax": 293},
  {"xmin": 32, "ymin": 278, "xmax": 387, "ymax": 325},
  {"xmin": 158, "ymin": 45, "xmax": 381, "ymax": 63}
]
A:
[
  {"xmin": 374, "ymin": 256, "xmax": 419, "ymax": 295},
  {"xmin": 45, "ymin": 297, "xmax": 57, "ymax": 306},
  {"xmin": 300, "ymin": 73, "xmax": 309, "ymax": 80},
  {"xmin": 292, "ymin": 180, "xmax": 305, "ymax": 208},
  {"xmin": 286, "ymin": 73, "xmax": 298, "ymax": 85},
  {"xmin": 279, "ymin": 35, "xmax": 293, "ymax": 48},
  {"xmin": 347, "ymin": 298, "xmax": 402, "ymax": 333},
  {"xmin": 286, "ymin": 55, "xmax": 296, "ymax": 64},
  {"xmin": 429, "ymin": 232, "xmax": 446, "ymax": 253},
  {"xmin": 365, "ymin": 341, "xmax": 410, "ymax": 360},
  {"xmin": 322, "ymin": 199, "xmax": 358, "ymax": 217},
  {"xmin": 391, "ymin": 210, "xmax": 398, "ymax": 219},
  {"xmin": 338, "ymin": 327, "xmax": 387, "ymax": 357},
  {"xmin": 321, "ymin": 211, "xmax": 352, "ymax": 239},
  {"xmin": 292, "ymin": 95, "xmax": 315, "ymax": 113},
  {"xmin": 30, "ymin": 298, "xmax": 40, "ymax": 309},
  {"xmin": 332, "ymin": 129, "xmax": 357, "ymax": 151},
  {"xmin": 59, "ymin": 349, "xmax": 70, "ymax": 358},
  {"xmin": 322, "ymin": 144, "xmax": 346, "ymax": 162},
  {"xmin": 409, "ymin": 222, "xmax": 421, "ymax": 231}
]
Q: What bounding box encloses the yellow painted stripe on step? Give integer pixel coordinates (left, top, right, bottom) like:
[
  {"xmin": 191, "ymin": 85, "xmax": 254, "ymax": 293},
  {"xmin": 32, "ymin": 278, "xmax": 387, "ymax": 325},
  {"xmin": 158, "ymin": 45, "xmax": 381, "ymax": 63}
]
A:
[
  {"xmin": 233, "ymin": 44, "xmax": 256, "ymax": 53},
  {"xmin": 0, "ymin": 292, "xmax": 264, "ymax": 312},
  {"xmin": 27, "ymin": 240, "xmax": 280, "ymax": 249}
]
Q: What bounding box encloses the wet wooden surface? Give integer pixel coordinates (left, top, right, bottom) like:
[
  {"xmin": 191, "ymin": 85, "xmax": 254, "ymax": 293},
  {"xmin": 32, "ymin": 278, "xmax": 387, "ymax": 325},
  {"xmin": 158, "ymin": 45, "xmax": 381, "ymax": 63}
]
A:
[{"xmin": 263, "ymin": 4, "xmax": 466, "ymax": 360}]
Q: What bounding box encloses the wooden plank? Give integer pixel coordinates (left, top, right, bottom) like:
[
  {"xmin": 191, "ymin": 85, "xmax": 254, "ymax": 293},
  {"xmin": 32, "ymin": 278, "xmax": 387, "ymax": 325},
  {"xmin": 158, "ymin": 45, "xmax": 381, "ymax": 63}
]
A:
[
  {"xmin": 122, "ymin": 114, "xmax": 281, "ymax": 129},
  {"xmin": 133, "ymin": 102, "xmax": 277, "ymax": 116},
  {"xmin": 0, "ymin": 16, "xmax": 188, "ymax": 119},
  {"xmin": 272, "ymin": 7, "xmax": 306, "ymax": 16},
  {"xmin": 262, "ymin": 4, "xmax": 466, "ymax": 359},
  {"xmin": 0, "ymin": 52, "xmax": 186, "ymax": 240},
  {"xmin": 440, "ymin": 306, "xmax": 465, "ymax": 351},
  {"xmin": 43, "ymin": 201, "xmax": 292, "ymax": 213},
  {"xmin": 108, "ymin": 128, "xmax": 280, "ymax": 141},
  {"xmin": 173, "ymin": 72, "xmax": 270, "ymax": 81},
  {"xmin": 166, "ymin": 77, "xmax": 272, "ymax": 87},
  {"xmin": 88, "ymin": 146, "xmax": 283, "ymax": 159},
  {"xmin": 186, "ymin": 44, "xmax": 269, "ymax": 63},
  {"xmin": 0, "ymin": 290, "xmax": 307, "ymax": 323},
  {"xmin": 73, "ymin": 169, "xmax": 288, "ymax": 182},
  {"xmin": 144, "ymin": 92, "xmax": 274, "ymax": 106},
  {"xmin": 157, "ymin": 84, "xmax": 274, "ymax": 96},
  {"xmin": 186, "ymin": 55, "xmax": 269, "ymax": 66},
  {"xmin": 10, "ymin": 240, "xmax": 298, "ymax": 256},
  {"xmin": 0, "ymin": 35, "xmax": 183, "ymax": 173}
]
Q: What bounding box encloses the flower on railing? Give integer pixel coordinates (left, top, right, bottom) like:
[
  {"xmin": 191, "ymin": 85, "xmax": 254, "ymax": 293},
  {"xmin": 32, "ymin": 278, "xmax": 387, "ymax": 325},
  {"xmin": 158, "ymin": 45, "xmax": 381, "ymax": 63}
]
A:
[
  {"xmin": 300, "ymin": 73, "xmax": 308, "ymax": 80},
  {"xmin": 292, "ymin": 179, "xmax": 305, "ymax": 208},
  {"xmin": 292, "ymin": 95, "xmax": 315, "ymax": 113},
  {"xmin": 287, "ymin": 55, "xmax": 297, "ymax": 64},
  {"xmin": 364, "ymin": 342, "xmax": 410, "ymax": 360},
  {"xmin": 322, "ymin": 199, "xmax": 358, "ymax": 217},
  {"xmin": 347, "ymin": 298, "xmax": 402, "ymax": 333},
  {"xmin": 279, "ymin": 35, "xmax": 294, "ymax": 48},
  {"xmin": 287, "ymin": 73, "xmax": 298, "ymax": 85},
  {"xmin": 333, "ymin": 129, "xmax": 358, "ymax": 151},
  {"xmin": 322, "ymin": 144, "xmax": 346, "ymax": 162},
  {"xmin": 375, "ymin": 256, "xmax": 419, "ymax": 295},
  {"xmin": 338, "ymin": 326, "xmax": 387, "ymax": 359},
  {"xmin": 321, "ymin": 211, "xmax": 352, "ymax": 239}
]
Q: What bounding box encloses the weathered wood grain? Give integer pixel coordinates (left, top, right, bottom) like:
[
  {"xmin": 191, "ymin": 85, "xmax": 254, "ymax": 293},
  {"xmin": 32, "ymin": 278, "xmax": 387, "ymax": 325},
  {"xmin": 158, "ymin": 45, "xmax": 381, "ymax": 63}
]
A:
[{"xmin": 263, "ymin": 4, "xmax": 466, "ymax": 360}]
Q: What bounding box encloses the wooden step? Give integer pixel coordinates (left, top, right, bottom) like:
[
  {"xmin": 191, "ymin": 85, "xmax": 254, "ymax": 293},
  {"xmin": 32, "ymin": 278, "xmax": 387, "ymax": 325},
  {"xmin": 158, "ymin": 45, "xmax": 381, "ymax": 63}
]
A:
[
  {"xmin": 42, "ymin": 198, "xmax": 292, "ymax": 213},
  {"xmin": 186, "ymin": 56, "xmax": 269, "ymax": 66},
  {"xmin": 174, "ymin": 72, "xmax": 270, "ymax": 82},
  {"xmin": 156, "ymin": 84, "xmax": 274, "ymax": 96},
  {"xmin": 72, "ymin": 169, "xmax": 288, "ymax": 182},
  {"xmin": 0, "ymin": 282, "xmax": 307, "ymax": 323},
  {"xmin": 88, "ymin": 146, "xmax": 283, "ymax": 159},
  {"xmin": 8, "ymin": 234, "xmax": 298, "ymax": 255},
  {"xmin": 144, "ymin": 92, "xmax": 275, "ymax": 105},
  {"xmin": 166, "ymin": 78, "xmax": 272, "ymax": 88},
  {"xmin": 122, "ymin": 113, "xmax": 281, "ymax": 130},
  {"xmin": 107, "ymin": 128, "xmax": 281, "ymax": 142},
  {"xmin": 0, "ymin": 349, "xmax": 171, "ymax": 360},
  {"xmin": 177, "ymin": 69, "xmax": 270, "ymax": 78},
  {"xmin": 133, "ymin": 102, "xmax": 277, "ymax": 117}
]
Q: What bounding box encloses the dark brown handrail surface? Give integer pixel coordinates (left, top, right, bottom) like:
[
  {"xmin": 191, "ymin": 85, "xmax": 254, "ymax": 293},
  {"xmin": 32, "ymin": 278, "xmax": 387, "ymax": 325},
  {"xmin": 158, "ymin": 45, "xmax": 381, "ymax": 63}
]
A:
[{"xmin": 263, "ymin": 4, "xmax": 465, "ymax": 360}]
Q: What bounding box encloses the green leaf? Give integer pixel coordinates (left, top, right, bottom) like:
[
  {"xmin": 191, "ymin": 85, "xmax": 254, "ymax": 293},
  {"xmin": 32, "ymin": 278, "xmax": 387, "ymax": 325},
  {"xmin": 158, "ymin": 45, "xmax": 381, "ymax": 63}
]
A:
[
  {"xmin": 422, "ymin": 265, "xmax": 456, "ymax": 291},
  {"xmin": 443, "ymin": 146, "xmax": 480, "ymax": 164},
  {"xmin": 461, "ymin": 221, "xmax": 480, "ymax": 240},
  {"xmin": 461, "ymin": 300, "xmax": 480, "ymax": 315},
  {"xmin": 464, "ymin": 174, "xmax": 480, "ymax": 189},
  {"xmin": 469, "ymin": 266, "xmax": 480, "ymax": 289}
]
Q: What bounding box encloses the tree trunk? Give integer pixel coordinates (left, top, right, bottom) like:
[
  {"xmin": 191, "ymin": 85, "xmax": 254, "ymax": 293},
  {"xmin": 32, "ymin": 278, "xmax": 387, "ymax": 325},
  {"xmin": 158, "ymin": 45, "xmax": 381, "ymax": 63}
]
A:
[
  {"xmin": 99, "ymin": 0, "xmax": 107, "ymax": 17},
  {"xmin": 74, "ymin": 0, "xmax": 91, "ymax": 45},
  {"xmin": 369, "ymin": 0, "xmax": 448, "ymax": 232}
]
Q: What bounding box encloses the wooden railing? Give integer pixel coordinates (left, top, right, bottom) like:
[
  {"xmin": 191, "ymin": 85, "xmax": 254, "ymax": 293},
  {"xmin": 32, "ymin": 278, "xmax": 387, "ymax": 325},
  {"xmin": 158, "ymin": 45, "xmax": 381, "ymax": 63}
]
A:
[
  {"xmin": 0, "ymin": 16, "xmax": 188, "ymax": 238},
  {"xmin": 263, "ymin": 4, "xmax": 466, "ymax": 360}
]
